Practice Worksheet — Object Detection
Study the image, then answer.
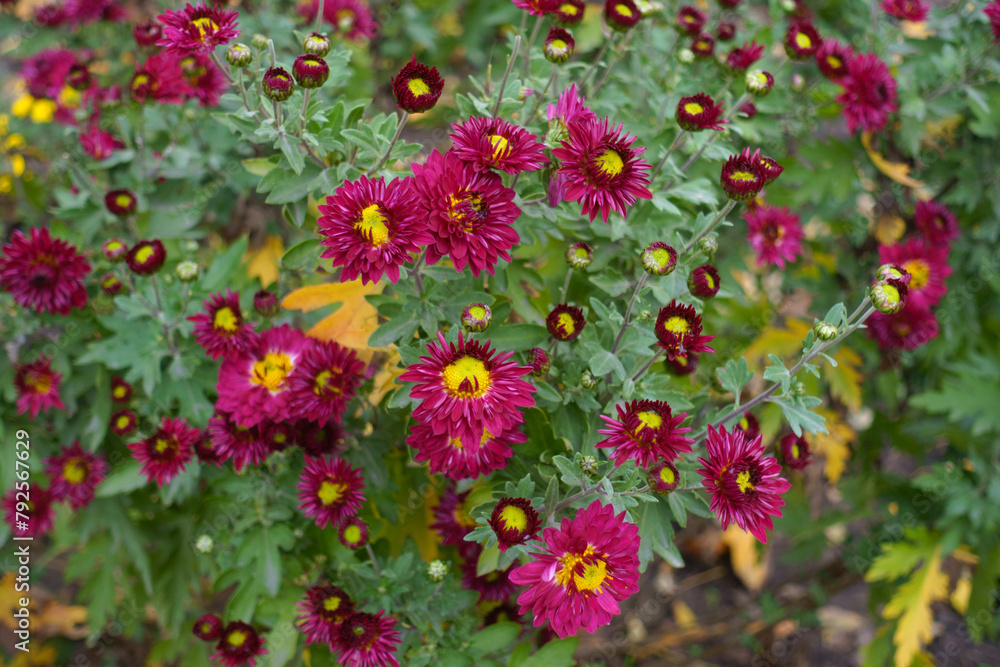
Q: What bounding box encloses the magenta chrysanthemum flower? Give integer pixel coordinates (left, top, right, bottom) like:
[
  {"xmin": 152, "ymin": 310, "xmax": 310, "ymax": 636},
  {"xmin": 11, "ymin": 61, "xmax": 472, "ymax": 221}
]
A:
[
  {"xmin": 510, "ymin": 500, "xmax": 641, "ymax": 638},
  {"xmin": 134, "ymin": 20, "xmax": 163, "ymax": 46},
  {"xmin": 553, "ymin": 117, "xmax": 652, "ymax": 222},
  {"xmin": 193, "ymin": 430, "xmax": 226, "ymax": 466},
  {"xmin": 881, "ymin": 0, "xmax": 928, "ymax": 21},
  {"xmin": 411, "ymin": 150, "xmax": 521, "ymax": 277},
  {"xmin": 654, "ymin": 300, "xmax": 716, "ymax": 360},
  {"xmin": 297, "ymin": 585, "xmax": 354, "ymax": 648},
  {"xmin": 297, "ymin": 419, "xmax": 345, "ymax": 457},
  {"xmin": 720, "ymin": 147, "xmax": 766, "ymax": 200},
  {"xmin": 867, "ymin": 302, "xmax": 939, "ymax": 350},
  {"xmin": 128, "ymin": 417, "xmax": 200, "ymax": 487},
  {"xmin": 836, "ymin": 52, "xmax": 899, "ymax": 134},
  {"xmin": 784, "ymin": 22, "xmax": 821, "ymax": 59},
  {"xmin": 430, "ymin": 487, "xmax": 478, "ymax": 547},
  {"xmin": 546, "ymin": 303, "xmax": 587, "ymax": 341},
  {"xmin": 489, "ymin": 497, "xmax": 542, "ymax": 552},
  {"xmin": 259, "ymin": 420, "xmax": 296, "ymax": 452},
  {"xmin": 215, "ymin": 325, "xmax": 311, "ymax": 428},
  {"xmin": 878, "ymin": 238, "xmax": 951, "ymax": 309},
  {"xmin": 400, "ymin": 332, "xmax": 536, "ymax": 448},
  {"xmin": 406, "ymin": 420, "xmax": 524, "ymax": 479},
  {"xmin": 597, "ymin": 399, "xmax": 693, "ymax": 468},
  {"xmin": 339, "ymin": 517, "xmax": 368, "ymax": 549},
  {"xmin": 734, "ymin": 412, "xmax": 760, "ymax": 441},
  {"xmin": 64, "ymin": 0, "xmax": 123, "ymax": 24},
  {"xmin": 156, "ymin": 2, "xmax": 239, "ymax": 53},
  {"xmin": 14, "ymin": 357, "xmax": 65, "ymax": 418},
  {"xmin": 461, "ymin": 551, "xmax": 518, "ymax": 602},
  {"xmin": 299, "ymin": 0, "xmax": 378, "ymax": 41},
  {"xmin": 554, "ymin": 0, "xmax": 585, "ymax": 26},
  {"xmin": 726, "ymin": 40, "xmax": 765, "ymax": 72},
  {"xmin": 697, "ymin": 425, "xmax": 791, "ymax": 544},
  {"xmin": 317, "ymin": 175, "xmax": 432, "ymax": 285},
  {"xmin": 131, "ymin": 52, "xmax": 189, "ymax": 104},
  {"xmin": 391, "ymin": 56, "xmax": 443, "ymax": 113},
  {"xmin": 179, "ymin": 52, "xmax": 227, "ymax": 107},
  {"xmin": 206, "ymin": 411, "xmax": 267, "ymax": 471},
  {"xmin": 189, "ymin": 289, "xmax": 260, "ymax": 361},
  {"xmin": 987, "ymin": 2, "xmax": 1000, "ymax": 42},
  {"xmin": 547, "ymin": 84, "xmax": 597, "ymax": 135},
  {"xmin": 334, "ymin": 611, "xmax": 401, "ymax": 667},
  {"xmin": 675, "ymin": 93, "xmax": 727, "ymax": 131},
  {"xmin": 529, "ymin": 347, "xmax": 551, "ymax": 376},
  {"xmin": 914, "ymin": 200, "xmax": 959, "ymax": 245},
  {"xmin": 80, "ymin": 121, "xmax": 124, "ymax": 160},
  {"xmin": 745, "ymin": 205, "xmax": 805, "ymax": 269},
  {"xmin": 3, "ymin": 484, "xmax": 55, "ymax": 538},
  {"xmin": 513, "ymin": 0, "xmax": 559, "ymax": 16},
  {"xmin": 288, "ymin": 340, "xmax": 364, "ymax": 423},
  {"xmin": 0, "ymin": 227, "xmax": 89, "ymax": 315},
  {"xmin": 779, "ymin": 433, "xmax": 812, "ymax": 470},
  {"xmin": 450, "ymin": 117, "xmax": 547, "ymax": 174},
  {"xmin": 43, "ymin": 441, "xmax": 107, "ymax": 510},
  {"xmin": 110, "ymin": 409, "xmax": 139, "ymax": 436},
  {"xmin": 677, "ymin": 5, "xmax": 706, "ymax": 34},
  {"xmin": 296, "ymin": 456, "xmax": 365, "ymax": 529},
  {"xmin": 691, "ymin": 33, "xmax": 715, "ymax": 57},
  {"xmin": 815, "ymin": 39, "xmax": 853, "ymax": 80},
  {"xmin": 193, "ymin": 614, "xmax": 223, "ymax": 642},
  {"xmin": 212, "ymin": 621, "xmax": 267, "ymax": 667},
  {"xmin": 20, "ymin": 49, "xmax": 75, "ymax": 100}
]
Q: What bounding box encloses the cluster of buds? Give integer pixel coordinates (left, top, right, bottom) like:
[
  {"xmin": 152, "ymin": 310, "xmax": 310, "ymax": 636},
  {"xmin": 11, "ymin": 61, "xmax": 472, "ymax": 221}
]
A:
[{"xmin": 870, "ymin": 264, "xmax": 911, "ymax": 314}]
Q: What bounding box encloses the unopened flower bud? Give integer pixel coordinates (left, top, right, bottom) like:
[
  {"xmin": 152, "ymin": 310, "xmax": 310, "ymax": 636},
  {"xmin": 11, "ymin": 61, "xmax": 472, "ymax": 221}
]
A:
[
  {"xmin": 648, "ymin": 460, "xmax": 680, "ymax": 494},
  {"xmin": 580, "ymin": 369, "xmax": 598, "ymax": 390},
  {"xmin": 544, "ymin": 27, "xmax": 575, "ymax": 64},
  {"xmin": 176, "ymin": 261, "xmax": 199, "ymax": 282},
  {"xmin": 103, "ymin": 238, "xmax": 127, "ymax": 262},
  {"xmin": 251, "ymin": 33, "xmax": 269, "ymax": 50},
  {"xmin": 428, "ymin": 559, "xmax": 449, "ymax": 581},
  {"xmin": 639, "ymin": 309, "xmax": 652, "ymax": 322},
  {"xmin": 67, "ymin": 64, "xmax": 91, "ymax": 91},
  {"xmin": 293, "ymin": 54, "xmax": 329, "ymax": 89},
  {"xmin": 780, "ymin": 0, "xmax": 796, "ymax": 11},
  {"xmin": 791, "ymin": 73, "xmax": 805, "ymax": 91},
  {"xmin": 870, "ymin": 278, "xmax": 908, "ymax": 314},
  {"xmin": 641, "ymin": 242, "xmax": 678, "ymax": 276},
  {"xmin": 678, "ymin": 48, "xmax": 695, "ymax": 64},
  {"xmin": 698, "ymin": 235, "xmax": 718, "ymax": 258},
  {"xmin": 814, "ymin": 321, "xmax": 837, "ymax": 341},
  {"xmin": 745, "ymin": 69, "xmax": 774, "ymax": 97},
  {"xmin": 262, "ymin": 67, "xmax": 295, "ymax": 101},
  {"xmin": 182, "ymin": 239, "xmax": 199, "ymax": 254},
  {"xmin": 226, "ymin": 43, "xmax": 253, "ymax": 68},
  {"xmin": 565, "ymin": 242, "xmax": 593, "ymax": 269},
  {"xmin": 518, "ymin": 86, "xmax": 533, "ymax": 102},
  {"xmin": 461, "ymin": 303, "xmax": 492, "ymax": 332},
  {"xmin": 101, "ymin": 273, "xmax": 123, "ymax": 296},
  {"xmin": 688, "ymin": 264, "xmax": 721, "ymax": 299},
  {"xmin": 580, "ymin": 455, "xmax": 598, "ymax": 475},
  {"xmin": 874, "ymin": 263, "xmax": 911, "ymax": 285},
  {"xmin": 303, "ymin": 32, "xmax": 331, "ymax": 57},
  {"xmin": 254, "ymin": 290, "xmax": 279, "ymax": 317},
  {"xmin": 529, "ymin": 348, "xmax": 550, "ymax": 376},
  {"xmin": 195, "ymin": 535, "xmax": 214, "ymax": 553}
]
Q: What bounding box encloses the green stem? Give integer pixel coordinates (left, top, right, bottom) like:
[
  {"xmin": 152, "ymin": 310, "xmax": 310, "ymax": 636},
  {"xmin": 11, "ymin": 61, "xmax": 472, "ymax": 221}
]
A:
[
  {"xmin": 492, "ymin": 35, "xmax": 523, "ymax": 118},
  {"xmin": 525, "ymin": 68, "xmax": 558, "ymax": 127},
  {"xmin": 650, "ymin": 130, "xmax": 687, "ymax": 179},
  {"xmin": 579, "ymin": 36, "xmax": 614, "ymax": 91},
  {"xmin": 590, "ymin": 28, "xmax": 636, "ymax": 97},
  {"xmin": 299, "ymin": 88, "xmax": 311, "ymax": 135},
  {"xmin": 681, "ymin": 199, "xmax": 737, "ymax": 256},
  {"xmin": 522, "ymin": 14, "xmax": 544, "ymax": 80},
  {"xmin": 559, "ymin": 268, "xmax": 574, "ymax": 304},
  {"xmin": 313, "ymin": 0, "xmax": 325, "ymax": 32},
  {"xmin": 631, "ymin": 348, "xmax": 664, "ymax": 383},
  {"xmin": 365, "ymin": 544, "xmax": 383, "ymax": 578},
  {"xmin": 610, "ymin": 273, "xmax": 649, "ymax": 355},
  {"xmin": 368, "ymin": 111, "xmax": 409, "ymax": 173}
]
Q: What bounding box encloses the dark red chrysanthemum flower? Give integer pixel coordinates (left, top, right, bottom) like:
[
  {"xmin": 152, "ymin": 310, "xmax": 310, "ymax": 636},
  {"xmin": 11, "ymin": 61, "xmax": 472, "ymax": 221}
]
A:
[
  {"xmin": 720, "ymin": 147, "xmax": 766, "ymax": 200},
  {"xmin": 489, "ymin": 497, "xmax": 542, "ymax": 552},
  {"xmin": 296, "ymin": 456, "xmax": 365, "ymax": 529},
  {"xmin": 510, "ymin": 500, "xmax": 641, "ymax": 638},
  {"xmin": 739, "ymin": 100, "xmax": 758, "ymax": 119},
  {"xmin": 553, "ymin": 116, "xmax": 653, "ymax": 222},
  {"xmin": 20, "ymin": 48, "xmax": 76, "ymax": 102},
  {"xmin": 206, "ymin": 411, "xmax": 267, "ymax": 471},
  {"xmin": 391, "ymin": 56, "xmax": 444, "ymax": 113},
  {"xmin": 111, "ymin": 376, "xmax": 132, "ymax": 403},
  {"xmin": 400, "ymin": 331, "xmax": 535, "ymax": 448},
  {"xmin": 339, "ymin": 516, "xmax": 368, "ymax": 549},
  {"xmin": 193, "ymin": 614, "xmax": 223, "ymax": 641},
  {"xmin": 698, "ymin": 425, "xmax": 791, "ymax": 543},
  {"xmin": 987, "ymin": 2, "xmax": 1000, "ymax": 42},
  {"xmin": 547, "ymin": 84, "xmax": 597, "ymax": 136},
  {"xmin": 648, "ymin": 460, "xmax": 681, "ymax": 493},
  {"xmin": 784, "ymin": 22, "xmax": 821, "ymax": 59},
  {"xmin": 546, "ymin": 303, "xmax": 587, "ymax": 341},
  {"xmin": 881, "ymin": 0, "xmax": 928, "ymax": 21},
  {"xmin": 288, "ymin": 340, "xmax": 364, "ymax": 423},
  {"xmin": 513, "ymin": 0, "xmax": 559, "ymax": 16},
  {"xmin": 720, "ymin": 0, "xmax": 743, "ymax": 6},
  {"xmin": 134, "ymin": 20, "xmax": 163, "ymax": 46},
  {"xmin": 189, "ymin": 289, "xmax": 260, "ymax": 361},
  {"xmin": 297, "ymin": 419, "xmax": 345, "ymax": 457},
  {"xmin": 80, "ymin": 121, "xmax": 124, "ymax": 160},
  {"xmin": 733, "ymin": 411, "xmax": 760, "ymax": 442},
  {"xmin": 914, "ymin": 200, "xmax": 959, "ymax": 245},
  {"xmin": 430, "ymin": 487, "xmax": 478, "ymax": 547},
  {"xmin": 691, "ymin": 33, "xmax": 715, "ymax": 57},
  {"xmin": 193, "ymin": 430, "xmax": 226, "ymax": 466},
  {"xmin": 317, "ymin": 175, "xmax": 432, "ymax": 285},
  {"xmin": 606, "ymin": 0, "xmax": 642, "ymax": 31},
  {"xmin": 64, "ymin": 0, "xmax": 123, "ymax": 24},
  {"xmin": 815, "ymin": 39, "xmax": 853, "ymax": 80},
  {"xmin": 66, "ymin": 63, "xmax": 91, "ymax": 91},
  {"xmin": 254, "ymin": 290, "xmax": 279, "ymax": 317},
  {"xmin": 745, "ymin": 205, "xmax": 804, "ymax": 269},
  {"xmin": 716, "ymin": 21, "xmax": 736, "ymax": 41},
  {"xmin": 597, "ymin": 399, "xmax": 693, "ymax": 468},
  {"xmin": 450, "ymin": 117, "xmax": 547, "ymax": 175},
  {"xmin": 878, "ymin": 238, "xmax": 951, "ymax": 309},
  {"xmin": 100, "ymin": 273, "xmax": 123, "ymax": 296},
  {"xmin": 3, "ymin": 484, "xmax": 55, "ymax": 538},
  {"xmin": 14, "ymin": 357, "xmax": 65, "ymax": 418},
  {"xmin": 105, "ymin": 189, "xmax": 136, "ymax": 216},
  {"xmin": 129, "ymin": 417, "xmax": 200, "ymax": 487},
  {"xmin": 262, "ymin": 67, "xmax": 295, "ymax": 102},
  {"xmin": 334, "ymin": 611, "xmax": 401, "ymax": 667},
  {"xmin": 43, "ymin": 441, "xmax": 107, "ymax": 510},
  {"xmin": 259, "ymin": 420, "xmax": 297, "ymax": 452},
  {"xmin": 529, "ymin": 347, "xmax": 551, "ymax": 376},
  {"xmin": 726, "ymin": 40, "xmax": 764, "ymax": 72},
  {"xmin": 299, "ymin": 0, "xmax": 378, "ymax": 41},
  {"xmin": 215, "ymin": 325, "xmax": 311, "ymax": 428},
  {"xmin": 110, "ymin": 409, "xmax": 139, "ymax": 436},
  {"xmin": 157, "ymin": 1, "xmax": 239, "ymax": 53},
  {"xmin": 867, "ymin": 302, "xmax": 939, "ymax": 350},
  {"xmin": 688, "ymin": 264, "xmax": 721, "ymax": 298},
  {"xmin": 676, "ymin": 93, "xmax": 727, "ymax": 131},
  {"xmin": 779, "ymin": 433, "xmax": 812, "ymax": 470},
  {"xmin": 836, "ymin": 52, "xmax": 899, "ymax": 134},
  {"xmin": 677, "ymin": 5, "xmax": 705, "ymax": 34},
  {"xmin": 407, "ymin": 420, "xmax": 524, "ymax": 480},
  {"xmin": 758, "ymin": 155, "xmax": 784, "ymax": 184},
  {"xmin": 461, "ymin": 550, "xmax": 518, "ymax": 602},
  {"xmin": 554, "ymin": 0, "xmax": 586, "ymax": 26},
  {"xmin": 0, "ymin": 227, "xmax": 89, "ymax": 315},
  {"xmin": 212, "ymin": 621, "xmax": 267, "ymax": 667},
  {"xmin": 178, "ymin": 52, "xmax": 227, "ymax": 107},
  {"xmin": 410, "ymin": 150, "xmax": 521, "ymax": 277},
  {"xmin": 654, "ymin": 300, "xmax": 716, "ymax": 360},
  {"xmin": 664, "ymin": 351, "xmax": 698, "ymax": 375},
  {"xmin": 131, "ymin": 52, "xmax": 189, "ymax": 104},
  {"xmin": 297, "ymin": 585, "xmax": 354, "ymax": 648},
  {"xmin": 126, "ymin": 239, "xmax": 166, "ymax": 275}
]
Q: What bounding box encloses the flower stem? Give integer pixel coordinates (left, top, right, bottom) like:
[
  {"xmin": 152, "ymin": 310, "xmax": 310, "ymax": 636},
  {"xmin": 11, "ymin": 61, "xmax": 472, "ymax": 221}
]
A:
[
  {"xmin": 314, "ymin": 0, "xmax": 326, "ymax": 32},
  {"xmin": 299, "ymin": 89, "xmax": 311, "ymax": 135},
  {"xmin": 368, "ymin": 111, "xmax": 409, "ymax": 173},
  {"xmin": 631, "ymin": 348, "xmax": 664, "ymax": 382},
  {"xmin": 492, "ymin": 35, "xmax": 523, "ymax": 118},
  {"xmin": 579, "ymin": 36, "xmax": 614, "ymax": 91},
  {"xmin": 365, "ymin": 543, "xmax": 383, "ymax": 578},
  {"xmin": 522, "ymin": 14, "xmax": 544, "ymax": 80},
  {"xmin": 650, "ymin": 130, "xmax": 687, "ymax": 179},
  {"xmin": 611, "ymin": 273, "xmax": 648, "ymax": 355},
  {"xmin": 560, "ymin": 268, "xmax": 574, "ymax": 303},
  {"xmin": 410, "ymin": 247, "xmax": 428, "ymax": 296},
  {"xmin": 682, "ymin": 199, "xmax": 737, "ymax": 256},
  {"xmin": 590, "ymin": 28, "xmax": 636, "ymax": 97},
  {"xmin": 525, "ymin": 68, "xmax": 558, "ymax": 127}
]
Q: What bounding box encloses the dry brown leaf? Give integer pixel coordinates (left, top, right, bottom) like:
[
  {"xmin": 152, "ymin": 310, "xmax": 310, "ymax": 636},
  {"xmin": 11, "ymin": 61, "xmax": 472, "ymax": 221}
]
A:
[
  {"xmin": 860, "ymin": 132, "xmax": 929, "ymax": 193},
  {"xmin": 807, "ymin": 409, "xmax": 855, "ymax": 484}
]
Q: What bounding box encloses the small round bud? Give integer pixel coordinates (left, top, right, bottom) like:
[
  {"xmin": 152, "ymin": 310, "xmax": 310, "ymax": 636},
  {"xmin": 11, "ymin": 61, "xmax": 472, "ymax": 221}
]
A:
[
  {"xmin": 814, "ymin": 321, "xmax": 837, "ymax": 341},
  {"xmin": 544, "ymin": 27, "xmax": 575, "ymax": 64},
  {"xmin": 67, "ymin": 63, "xmax": 91, "ymax": 91},
  {"xmin": 641, "ymin": 242, "xmax": 678, "ymax": 276},
  {"xmin": 579, "ymin": 455, "xmax": 598, "ymax": 475},
  {"xmin": 791, "ymin": 72, "xmax": 805, "ymax": 91},
  {"xmin": 101, "ymin": 273, "xmax": 123, "ymax": 296},
  {"xmin": 580, "ymin": 369, "xmax": 598, "ymax": 390},
  {"xmin": 698, "ymin": 235, "xmax": 718, "ymax": 258},
  {"xmin": 461, "ymin": 303, "xmax": 492, "ymax": 332},
  {"xmin": 639, "ymin": 309, "xmax": 652, "ymax": 322},
  {"xmin": 293, "ymin": 54, "xmax": 330, "ymax": 89},
  {"xmin": 195, "ymin": 535, "xmax": 214, "ymax": 553},
  {"xmin": 792, "ymin": 381, "xmax": 806, "ymax": 396},
  {"xmin": 103, "ymin": 238, "xmax": 128, "ymax": 262},
  {"xmin": 647, "ymin": 460, "xmax": 680, "ymax": 494},
  {"xmin": 175, "ymin": 261, "xmax": 199, "ymax": 282},
  {"xmin": 303, "ymin": 32, "xmax": 331, "ymax": 57},
  {"xmin": 529, "ymin": 348, "xmax": 551, "ymax": 377},
  {"xmin": 665, "ymin": 351, "xmax": 698, "ymax": 376},
  {"xmin": 339, "ymin": 517, "xmax": 368, "ymax": 549},
  {"xmin": 547, "ymin": 304, "xmax": 586, "ymax": 341},
  {"xmin": 488, "ymin": 497, "xmax": 541, "ymax": 551},
  {"xmin": 428, "ymin": 560, "xmax": 449, "ymax": 582},
  {"xmin": 745, "ymin": 69, "xmax": 774, "ymax": 97},
  {"xmin": 780, "ymin": 0, "xmax": 796, "ymax": 11},
  {"xmin": 226, "ymin": 43, "xmax": 253, "ymax": 68},
  {"xmin": 870, "ymin": 278, "xmax": 909, "ymax": 315},
  {"xmin": 105, "ymin": 189, "xmax": 137, "ymax": 217},
  {"xmin": 678, "ymin": 48, "xmax": 695, "ymax": 64},
  {"xmin": 636, "ymin": 0, "xmax": 664, "ymax": 18},
  {"xmin": 688, "ymin": 264, "xmax": 721, "ymax": 299},
  {"xmin": 518, "ymin": 87, "xmax": 533, "ymax": 102},
  {"xmin": 874, "ymin": 263, "xmax": 911, "ymax": 286},
  {"xmin": 254, "ymin": 290, "xmax": 280, "ymax": 317},
  {"xmin": 565, "ymin": 242, "xmax": 593, "ymax": 270},
  {"xmin": 251, "ymin": 33, "xmax": 269, "ymax": 49},
  {"xmin": 126, "ymin": 240, "xmax": 166, "ymax": 276},
  {"xmin": 262, "ymin": 67, "xmax": 295, "ymax": 102},
  {"xmin": 182, "ymin": 239, "xmax": 199, "ymax": 254}
]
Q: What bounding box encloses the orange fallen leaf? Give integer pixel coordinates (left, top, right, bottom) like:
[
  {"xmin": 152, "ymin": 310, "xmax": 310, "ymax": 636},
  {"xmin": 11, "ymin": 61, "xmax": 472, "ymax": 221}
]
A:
[
  {"xmin": 283, "ymin": 279, "xmax": 387, "ymax": 364},
  {"xmin": 721, "ymin": 525, "xmax": 769, "ymax": 591},
  {"xmin": 860, "ymin": 132, "xmax": 929, "ymax": 193},
  {"xmin": 37, "ymin": 601, "xmax": 88, "ymax": 639},
  {"xmin": 873, "ymin": 214, "xmax": 906, "ymax": 245},
  {"xmin": 244, "ymin": 234, "xmax": 284, "ymax": 287}
]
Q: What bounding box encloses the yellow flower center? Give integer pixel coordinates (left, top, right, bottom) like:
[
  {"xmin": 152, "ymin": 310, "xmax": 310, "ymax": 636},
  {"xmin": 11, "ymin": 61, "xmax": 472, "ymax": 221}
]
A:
[
  {"xmin": 408, "ymin": 77, "xmax": 431, "ymax": 97},
  {"xmin": 650, "ymin": 247, "xmax": 672, "ymax": 268},
  {"xmin": 556, "ymin": 546, "xmax": 610, "ymax": 593},
  {"xmin": 662, "ymin": 316, "xmax": 690, "ymax": 334},
  {"xmin": 696, "ymin": 40, "xmax": 710, "ymax": 50},
  {"xmin": 702, "ymin": 273, "xmax": 716, "ymax": 291},
  {"xmin": 336, "ymin": 9, "xmax": 356, "ymax": 29},
  {"xmin": 134, "ymin": 245, "xmax": 156, "ymax": 264},
  {"xmin": 226, "ymin": 630, "xmax": 246, "ymax": 647},
  {"xmin": 355, "ymin": 204, "xmax": 390, "ymax": 247},
  {"xmin": 313, "ymin": 369, "xmax": 343, "ymax": 396},
  {"xmin": 317, "ymin": 480, "xmax": 346, "ymax": 506},
  {"xmin": 323, "ymin": 596, "xmax": 343, "ymax": 612},
  {"xmin": 902, "ymin": 259, "xmax": 930, "ymax": 290},
  {"xmin": 729, "ymin": 170, "xmax": 758, "ymax": 183},
  {"xmin": 595, "ymin": 148, "xmax": 624, "ymax": 177},
  {"xmin": 132, "ymin": 74, "xmax": 150, "ymax": 90},
  {"xmin": 113, "ymin": 387, "xmax": 127, "ymax": 400},
  {"xmin": 560, "ymin": 3, "xmax": 579, "ymax": 16},
  {"xmin": 794, "ymin": 32, "xmax": 812, "ymax": 50},
  {"xmin": 659, "ymin": 465, "xmax": 676, "ymax": 485},
  {"xmin": 827, "ymin": 55, "xmax": 842, "ymax": 69},
  {"xmin": 615, "ymin": 4, "xmax": 633, "ymax": 17},
  {"xmin": 273, "ymin": 432, "xmax": 287, "ymax": 445},
  {"xmin": 468, "ymin": 305, "xmax": 488, "ymax": 320},
  {"xmin": 636, "ymin": 409, "xmax": 663, "ymax": 431},
  {"xmin": 556, "ymin": 311, "xmax": 577, "ymax": 335},
  {"xmin": 499, "ymin": 504, "xmax": 528, "ymax": 531},
  {"xmin": 683, "ymin": 102, "xmax": 705, "ymax": 115},
  {"xmin": 24, "ymin": 372, "xmax": 51, "ymax": 394},
  {"xmin": 115, "ymin": 194, "xmax": 133, "ymax": 208},
  {"xmin": 441, "ymin": 356, "xmax": 492, "ymax": 399},
  {"xmin": 489, "ymin": 134, "xmax": 510, "ymax": 160},
  {"xmin": 116, "ymin": 415, "xmax": 131, "ymax": 430},
  {"xmin": 739, "ymin": 416, "xmax": 750, "ymax": 430},
  {"xmin": 342, "ymin": 524, "xmax": 363, "ymax": 544},
  {"xmin": 213, "ymin": 306, "xmax": 239, "ymax": 332},
  {"xmin": 549, "ymin": 39, "xmax": 568, "ymax": 51},
  {"xmin": 63, "ymin": 459, "xmax": 86, "ymax": 484},
  {"xmin": 154, "ymin": 437, "xmax": 175, "ymax": 454},
  {"xmin": 447, "ymin": 191, "xmax": 487, "ymax": 231},
  {"xmin": 791, "ymin": 443, "xmax": 800, "ymax": 459},
  {"xmin": 736, "ymin": 470, "xmax": 755, "ymax": 494},
  {"xmin": 251, "ymin": 352, "xmax": 294, "ymax": 392},
  {"xmin": 200, "ymin": 623, "xmax": 212, "ymax": 634},
  {"xmin": 192, "ymin": 17, "xmax": 220, "ymax": 39},
  {"xmin": 573, "ymin": 247, "xmax": 589, "ymax": 260}
]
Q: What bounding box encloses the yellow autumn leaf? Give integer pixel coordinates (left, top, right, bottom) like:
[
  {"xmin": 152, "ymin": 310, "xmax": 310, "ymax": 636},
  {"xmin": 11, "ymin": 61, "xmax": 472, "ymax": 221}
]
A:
[
  {"xmin": 37, "ymin": 601, "xmax": 88, "ymax": 639},
  {"xmin": 882, "ymin": 547, "xmax": 949, "ymax": 667},
  {"xmin": 825, "ymin": 347, "xmax": 864, "ymax": 410},
  {"xmin": 282, "ymin": 281, "xmax": 382, "ymax": 312},
  {"xmin": 374, "ymin": 475, "xmax": 440, "ymax": 561},
  {"xmin": 672, "ymin": 601, "xmax": 698, "ymax": 629},
  {"xmin": 807, "ymin": 409, "xmax": 855, "ymax": 484},
  {"xmin": 950, "ymin": 567, "xmax": 972, "ymax": 615},
  {"xmin": 721, "ymin": 525, "xmax": 769, "ymax": 591},
  {"xmin": 0, "ymin": 643, "xmax": 57, "ymax": 667},
  {"xmin": 901, "ymin": 21, "xmax": 935, "ymax": 39},
  {"xmin": 369, "ymin": 349, "xmax": 405, "ymax": 406},
  {"xmin": 243, "ymin": 234, "xmax": 284, "ymax": 287},
  {"xmin": 923, "ymin": 115, "xmax": 963, "ymax": 145},
  {"xmin": 860, "ymin": 132, "xmax": 928, "ymax": 192},
  {"xmin": 742, "ymin": 318, "xmax": 812, "ymax": 370},
  {"xmin": 283, "ymin": 279, "xmax": 387, "ymax": 362},
  {"xmin": 872, "ymin": 214, "xmax": 907, "ymax": 245}
]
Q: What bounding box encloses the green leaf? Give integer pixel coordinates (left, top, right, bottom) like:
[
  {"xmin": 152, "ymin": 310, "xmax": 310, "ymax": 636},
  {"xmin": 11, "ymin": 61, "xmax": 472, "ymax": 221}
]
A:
[
  {"xmin": 281, "ymin": 238, "xmax": 321, "ymax": 270},
  {"xmin": 368, "ymin": 313, "xmax": 419, "ymax": 348},
  {"xmin": 486, "ymin": 324, "xmax": 550, "ymax": 351},
  {"xmin": 468, "ymin": 622, "xmax": 523, "ymax": 655},
  {"xmin": 717, "ymin": 357, "xmax": 754, "ymax": 402},
  {"xmin": 590, "ymin": 349, "xmax": 626, "ymax": 381},
  {"xmin": 517, "ymin": 638, "xmax": 580, "ymax": 667},
  {"xmin": 275, "ymin": 133, "xmax": 306, "ymax": 175},
  {"xmin": 202, "ymin": 235, "xmax": 250, "ymax": 291},
  {"xmin": 910, "ymin": 378, "xmax": 1000, "ymax": 435},
  {"xmin": 95, "ymin": 460, "xmax": 148, "ymax": 497},
  {"xmin": 552, "ymin": 455, "xmax": 584, "ymax": 488},
  {"xmin": 771, "ymin": 395, "xmax": 827, "ymax": 436}
]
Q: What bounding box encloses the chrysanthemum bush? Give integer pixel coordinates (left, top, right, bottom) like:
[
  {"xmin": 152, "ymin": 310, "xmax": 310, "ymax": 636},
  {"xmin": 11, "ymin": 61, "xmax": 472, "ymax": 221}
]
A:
[{"xmin": 2, "ymin": 0, "xmax": 1000, "ymax": 665}]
